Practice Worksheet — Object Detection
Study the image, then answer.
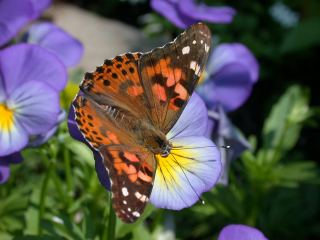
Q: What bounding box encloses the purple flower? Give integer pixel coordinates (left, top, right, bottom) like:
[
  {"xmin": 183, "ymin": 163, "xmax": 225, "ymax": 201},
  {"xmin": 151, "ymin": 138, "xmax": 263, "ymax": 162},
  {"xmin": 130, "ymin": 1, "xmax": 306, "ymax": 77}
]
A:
[
  {"xmin": 197, "ymin": 43, "xmax": 259, "ymax": 112},
  {"xmin": 0, "ymin": 152, "xmax": 23, "ymax": 184},
  {"xmin": 26, "ymin": 22, "xmax": 84, "ymax": 67},
  {"xmin": 68, "ymin": 93, "xmax": 221, "ymax": 209},
  {"xmin": 218, "ymin": 224, "xmax": 268, "ymax": 240},
  {"xmin": 0, "ymin": 43, "xmax": 67, "ymax": 183},
  {"xmin": 197, "ymin": 43, "xmax": 259, "ymax": 183},
  {"xmin": 0, "ymin": 0, "xmax": 51, "ymax": 46},
  {"xmin": 151, "ymin": 0, "xmax": 236, "ymax": 28}
]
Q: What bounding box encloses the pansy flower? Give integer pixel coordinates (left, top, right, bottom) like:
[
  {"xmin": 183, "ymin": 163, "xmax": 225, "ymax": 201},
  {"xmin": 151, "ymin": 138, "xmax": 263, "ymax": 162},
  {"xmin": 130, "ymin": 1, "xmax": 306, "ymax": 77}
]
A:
[
  {"xmin": 197, "ymin": 43, "xmax": 259, "ymax": 183},
  {"xmin": 0, "ymin": 43, "xmax": 67, "ymax": 183},
  {"xmin": 25, "ymin": 22, "xmax": 84, "ymax": 68},
  {"xmin": 151, "ymin": 0, "xmax": 236, "ymax": 28},
  {"xmin": 68, "ymin": 93, "xmax": 221, "ymax": 209},
  {"xmin": 218, "ymin": 224, "xmax": 268, "ymax": 240},
  {"xmin": 0, "ymin": 0, "xmax": 51, "ymax": 46}
]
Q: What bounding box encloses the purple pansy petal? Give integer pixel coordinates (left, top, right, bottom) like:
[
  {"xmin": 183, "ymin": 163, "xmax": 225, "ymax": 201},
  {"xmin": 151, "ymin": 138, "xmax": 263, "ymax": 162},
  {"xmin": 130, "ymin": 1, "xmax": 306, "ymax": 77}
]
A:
[
  {"xmin": 208, "ymin": 44, "xmax": 259, "ymax": 83},
  {"xmin": 151, "ymin": 0, "xmax": 194, "ymax": 28},
  {"xmin": 0, "ymin": 116, "xmax": 28, "ymax": 156},
  {"xmin": 209, "ymin": 105, "xmax": 250, "ymax": 184},
  {"xmin": 28, "ymin": 110, "xmax": 65, "ymax": 147},
  {"xmin": 178, "ymin": 0, "xmax": 236, "ymax": 24},
  {"xmin": 95, "ymin": 151, "xmax": 111, "ymax": 190},
  {"xmin": 0, "ymin": 164, "xmax": 10, "ymax": 184},
  {"xmin": 27, "ymin": 22, "xmax": 84, "ymax": 67},
  {"xmin": 0, "ymin": 74, "xmax": 6, "ymax": 102},
  {"xmin": 150, "ymin": 136, "xmax": 221, "ymax": 210},
  {"xmin": 167, "ymin": 93, "xmax": 208, "ymax": 139},
  {"xmin": 205, "ymin": 118, "xmax": 215, "ymax": 138},
  {"xmin": 198, "ymin": 63, "xmax": 253, "ymax": 111},
  {"xmin": 0, "ymin": 44, "xmax": 67, "ymax": 96},
  {"xmin": 8, "ymin": 81, "xmax": 60, "ymax": 135},
  {"xmin": 0, "ymin": 0, "xmax": 34, "ymax": 46},
  {"xmin": 67, "ymin": 105, "xmax": 87, "ymax": 143},
  {"xmin": 29, "ymin": 0, "xmax": 52, "ymax": 18},
  {"xmin": 218, "ymin": 224, "xmax": 268, "ymax": 240},
  {"xmin": 0, "ymin": 152, "xmax": 23, "ymax": 184}
]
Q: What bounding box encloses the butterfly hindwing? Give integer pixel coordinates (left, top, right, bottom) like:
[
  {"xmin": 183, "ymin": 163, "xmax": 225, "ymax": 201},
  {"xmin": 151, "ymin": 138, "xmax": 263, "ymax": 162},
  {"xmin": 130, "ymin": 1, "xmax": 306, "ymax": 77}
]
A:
[
  {"xmin": 99, "ymin": 146, "xmax": 154, "ymax": 223},
  {"xmin": 139, "ymin": 22, "xmax": 211, "ymax": 134},
  {"xmin": 73, "ymin": 95, "xmax": 155, "ymax": 223}
]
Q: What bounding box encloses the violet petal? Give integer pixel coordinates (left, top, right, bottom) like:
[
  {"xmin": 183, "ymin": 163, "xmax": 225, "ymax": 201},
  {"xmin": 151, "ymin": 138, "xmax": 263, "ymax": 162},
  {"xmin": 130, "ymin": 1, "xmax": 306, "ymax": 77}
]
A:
[
  {"xmin": 178, "ymin": 0, "xmax": 236, "ymax": 24},
  {"xmin": 218, "ymin": 224, "xmax": 268, "ymax": 240},
  {"xmin": 0, "ymin": 44, "xmax": 67, "ymax": 96},
  {"xmin": 27, "ymin": 22, "xmax": 84, "ymax": 67},
  {"xmin": 0, "ymin": 0, "xmax": 34, "ymax": 46}
]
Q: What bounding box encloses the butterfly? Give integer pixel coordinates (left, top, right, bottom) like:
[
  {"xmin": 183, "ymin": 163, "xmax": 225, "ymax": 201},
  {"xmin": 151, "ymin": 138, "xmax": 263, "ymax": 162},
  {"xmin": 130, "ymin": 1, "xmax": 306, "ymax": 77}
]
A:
[{"xmin": 72, "ymin": 22, "xmax": 220, "ymax": 223}]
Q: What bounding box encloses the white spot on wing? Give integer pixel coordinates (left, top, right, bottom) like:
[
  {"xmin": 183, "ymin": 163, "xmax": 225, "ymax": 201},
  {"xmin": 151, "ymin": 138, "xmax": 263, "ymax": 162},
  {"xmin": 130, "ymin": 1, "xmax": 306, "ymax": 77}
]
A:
[
  {"xmin": 182, "ymin": 46, "xmax": 190, "ymax": 55},
  {"xmin": 190, "ymin": 61, "xmax": 201, "ymax": 76},
  {"xmin": 205, "ymin": 43, "xmax": 210, "ymax": 53},
  {"xmin": 122, "ymin": 187, "xmax": 129, "ymax": 197},
  {"xmin": 135, "ymin": 192, "xmax": 148, "ymax": 202},
  {"xmin": 192, "ymin": 40, "xmax": 196, "ymax": 44},
  {"xmin": 132, "ymin": 211, "xmax": 140, "ymax": 217},
  {"xmin": 200, "ymin": 40, "xmax": 204, "ymax": 44},
  {"xmin": 123, "ymin": 200, "xmax": 127, "ymax": 205},
  {"xmin": 128, "ymin": 208, "xmax": 132, "ymax": 212}
]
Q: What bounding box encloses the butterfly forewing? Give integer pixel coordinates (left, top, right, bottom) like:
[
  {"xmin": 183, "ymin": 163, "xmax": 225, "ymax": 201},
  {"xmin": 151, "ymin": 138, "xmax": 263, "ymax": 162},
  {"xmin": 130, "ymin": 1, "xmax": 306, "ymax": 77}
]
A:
[
  {"xmin": 80, "ymin": 52, "xmax": 150, "ymax": 122},
  {"xmin": 139, "ymin": 22, "xmax": 211, "ymax": 134}
]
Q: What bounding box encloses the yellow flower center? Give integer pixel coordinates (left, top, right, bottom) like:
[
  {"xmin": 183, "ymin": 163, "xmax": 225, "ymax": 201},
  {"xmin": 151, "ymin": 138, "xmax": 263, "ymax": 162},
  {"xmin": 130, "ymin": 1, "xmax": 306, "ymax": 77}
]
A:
[
  {"xmin": 155, "ymin": 147, "xmax": 195, "ymax": 186},
  {"xmin": 0, "ymin": 103, "xmax": 14, "ymax": 132}
]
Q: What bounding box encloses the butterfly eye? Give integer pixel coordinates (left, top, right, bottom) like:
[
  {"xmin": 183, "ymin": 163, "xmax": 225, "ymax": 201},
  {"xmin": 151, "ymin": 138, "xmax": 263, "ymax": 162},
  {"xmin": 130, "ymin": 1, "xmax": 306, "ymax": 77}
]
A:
[{"xmin": 160, "ymin": 143, "xmax": 172, "ymax": 158}]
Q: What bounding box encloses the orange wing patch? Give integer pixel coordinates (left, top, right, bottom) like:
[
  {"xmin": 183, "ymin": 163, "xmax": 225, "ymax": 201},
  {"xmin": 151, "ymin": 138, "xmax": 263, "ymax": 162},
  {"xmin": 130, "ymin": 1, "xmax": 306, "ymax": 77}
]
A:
[
  {"xmin": 81, "ymin": 52, "xmax": 143, "ymax": 98},
  {"xmin": 73, "ymin": 95, "xmax": 114, "ymax": 149}
]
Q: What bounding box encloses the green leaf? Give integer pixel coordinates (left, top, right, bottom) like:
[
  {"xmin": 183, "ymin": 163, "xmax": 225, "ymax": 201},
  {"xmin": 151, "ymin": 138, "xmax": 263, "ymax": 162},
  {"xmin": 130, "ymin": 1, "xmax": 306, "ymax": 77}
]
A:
[
  {"xmin": 261, "ymin": 85, "xmax": 310, "ymax": 163},
  {"xmin": 281, "ymin": 17, "xmax": 320, "ymax": 53}
]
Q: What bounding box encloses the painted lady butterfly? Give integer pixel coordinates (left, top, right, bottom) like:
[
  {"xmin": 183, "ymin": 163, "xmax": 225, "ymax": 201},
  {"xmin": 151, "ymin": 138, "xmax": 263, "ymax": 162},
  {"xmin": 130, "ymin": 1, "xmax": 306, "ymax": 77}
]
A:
[{"xmin": 73, "ymin": 22, "xmax": 212, "ymax": 223}]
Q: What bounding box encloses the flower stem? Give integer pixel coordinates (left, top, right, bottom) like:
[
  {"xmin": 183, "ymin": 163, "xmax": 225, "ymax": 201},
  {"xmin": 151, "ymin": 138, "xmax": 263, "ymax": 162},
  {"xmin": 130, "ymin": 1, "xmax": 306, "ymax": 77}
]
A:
[
  {"xmin": 63, "ymin": 146, "xmax": 73, "ymax": 203},
  {"xmin": 102, "ymin": 193, "xmax": 116, "ymax": 240},
  {"xmin": 38, "ymin": 161, "xmax": 54, "ymax": 235}
]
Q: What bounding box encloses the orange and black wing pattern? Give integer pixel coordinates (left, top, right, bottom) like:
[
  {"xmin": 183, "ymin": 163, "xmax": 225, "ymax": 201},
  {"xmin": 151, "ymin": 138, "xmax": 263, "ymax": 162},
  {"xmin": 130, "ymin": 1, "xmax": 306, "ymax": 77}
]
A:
[
  {"xmin": 139, "ymin": 22, "xmax": 211, "ymax": 134},
  {"xmin": 73, "ymin": 95, "xmax": 155, "ymax": 223}
]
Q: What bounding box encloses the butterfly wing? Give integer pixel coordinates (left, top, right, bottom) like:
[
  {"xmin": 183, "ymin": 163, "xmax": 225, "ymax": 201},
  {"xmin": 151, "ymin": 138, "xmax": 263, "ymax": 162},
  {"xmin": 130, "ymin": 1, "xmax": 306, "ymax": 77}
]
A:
[
  {"xmin": 139, "ymin": 22, "xmax": 211, "ymax": 134},
  {"xmin": 99, "ymin": 145, "xmax": 154, "ymax": 223},
  {"xmin": 73, "ymin": 94, "xmax": 155, "ymax": 223},
  {"xmin": 80, "ymin": 52, "xmax": 151, "ymax": 122}
]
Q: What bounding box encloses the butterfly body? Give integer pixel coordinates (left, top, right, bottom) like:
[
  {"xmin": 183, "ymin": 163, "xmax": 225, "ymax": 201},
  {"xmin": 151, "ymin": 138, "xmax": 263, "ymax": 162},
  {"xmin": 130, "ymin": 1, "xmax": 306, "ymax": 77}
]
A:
[{"xmin": 73, "ymin": 23, "xmax": 213, "ymax": 223}]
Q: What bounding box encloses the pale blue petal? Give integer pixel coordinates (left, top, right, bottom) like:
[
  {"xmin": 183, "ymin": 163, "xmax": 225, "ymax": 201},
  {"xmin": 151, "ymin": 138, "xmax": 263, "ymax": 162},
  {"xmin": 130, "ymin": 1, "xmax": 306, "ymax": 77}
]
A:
[
  {"xmin": 167, "ymin": 93, "xmax": 208, "ymax": 140},
  {"xmin": 8, "ymin": 81, "xmax": 60, "ymax": 135},
  {"xmin": 150, "ymin": 136, "xmax": 221, "ymax": 210},
  {"xmin": 0, "ymin": 117, "xmax": 28, "ymax": 156}
]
